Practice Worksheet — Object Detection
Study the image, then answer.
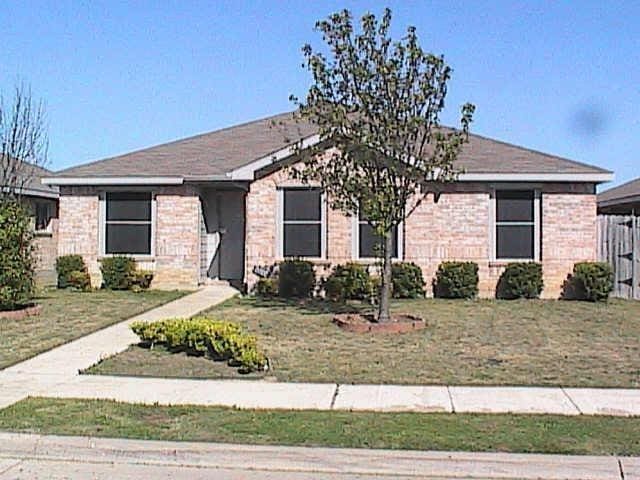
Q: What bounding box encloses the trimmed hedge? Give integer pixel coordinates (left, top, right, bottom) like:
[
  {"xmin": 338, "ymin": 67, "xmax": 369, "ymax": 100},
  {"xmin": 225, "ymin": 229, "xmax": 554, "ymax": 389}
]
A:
[
  {"xmin": 391, "ymin": 262, "xmax": 425, "ymax": 298},
  {"xmin": 496, "ymin": 262, "xmax": 543, "ymax": 299},
  {"xmin": 563, "ymin": 262, "xmax": 614, "ymax": 302},
  {"xmin": 324, "ymin": 263, "xmax": 371, "ymax": 301},
  {"xmin": 0, "ymin": 200, "xmax": 36, "ymax": 310},
  {"xmin": 55, "ymin": 255, "xmax": 88, "ymax": 289},
  {"xmin": 131, "ymin": 317, "xmax": 267, "ymax": 373},
  {"xmin": 433, "ymin": 261, "xmax": 479, "ymax": 299},
  {"xmin": 100, "ymin": 256, "xmax": 153, "ymax": 291},
  {"xmin": 100, "ymin": 256, "xmax": 136, "ymax": 290},
  {"xmin": 255, "ymin": 278, "xmax": 278, "ymax": 297},
  {"xmin": 278, "ymin": 260, "xmax": 315, "ymax": 298}
]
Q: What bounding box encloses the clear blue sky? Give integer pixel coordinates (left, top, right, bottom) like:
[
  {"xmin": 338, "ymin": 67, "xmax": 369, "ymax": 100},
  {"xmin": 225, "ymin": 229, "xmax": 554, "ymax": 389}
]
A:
[{"xmin": 2, "ymin": 1, "xmax": 638, "ymax": 188}]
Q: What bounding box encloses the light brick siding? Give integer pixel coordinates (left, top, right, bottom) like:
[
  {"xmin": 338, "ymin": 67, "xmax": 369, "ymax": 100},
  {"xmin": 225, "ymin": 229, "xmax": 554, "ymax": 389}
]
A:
[
  {"xmin": 154, "ymin": 186, "xmax": 201, "ymax": 289},
  {"xmin": 541, "ymin": 191, "xmax": 597, "ymax": 297},
  {"xmin": 244, "ymin": 165, "xmax": 598, "ymax": 298},
  {"xmin": 58, "ymin": 186, "xmax": 200, "ymax": 289},
  {"xmin": 21, "ymin": 196, "xmax": 59, "ymax": 285}
]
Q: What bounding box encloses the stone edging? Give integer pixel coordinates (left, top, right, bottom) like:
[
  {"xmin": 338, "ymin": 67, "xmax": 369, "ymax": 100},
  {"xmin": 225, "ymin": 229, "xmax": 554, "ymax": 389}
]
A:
[{"xmin": 0, "ymin": 304, "xmax": 42, "ymax": 321}]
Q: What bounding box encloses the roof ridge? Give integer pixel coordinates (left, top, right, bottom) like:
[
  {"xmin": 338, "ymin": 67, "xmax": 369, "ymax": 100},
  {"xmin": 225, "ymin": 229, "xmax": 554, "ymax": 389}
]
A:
[
  {"xmin": 55, "ymin": 110, "xmax": 296, "ymax": 176},
  {"xmin": 467, "ymin": 131, "xmax": 612, "ymax": 174}
]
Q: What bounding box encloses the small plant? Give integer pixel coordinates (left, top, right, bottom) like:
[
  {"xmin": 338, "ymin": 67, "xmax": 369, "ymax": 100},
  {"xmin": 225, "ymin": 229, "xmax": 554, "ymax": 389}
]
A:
[
  {"xmin": 433, "ymin": 261, "xmax": 479, "ymax": 299},
  {"xmin": 66, "ymin": 270, "xmax": 91, "ymax": 292},
  {"xmin": 100, "ymin": 256, "xmax": 137, "ymax": 290},
  {"xmin": 323, "ymin": 263, "xmax": 371, "ymax": 301},
  {"xmin": 391, "ymin": 262, "xmax": 425, "ymax": 299},
  {"xmin": 563, "ymin": 262, "xmax": 613, "ymax": 302},
  {"xmin": 496, "ymin": 262, "xmax": 543, "ymax": 300},
  {"xmin": 255, "ymin": 278, "xmax": 278, "ymax": 297},
  {"xmin": 55, "ymin": 255, "xmax": 89, "ymax": 289},
  {"xmin": 278, "ymin": 259, "xmax": 316, "ymax": 298},
  {"xmin": 130, "ymin": 270, "xmax": 154, "ymax": 291},
  {"xmin": 130, "ymin": 317, "xmax": 267, "ymax": 373},
  {"xmin": 0, "ymin": 200, "xmax": 36, "ymax": 310}
]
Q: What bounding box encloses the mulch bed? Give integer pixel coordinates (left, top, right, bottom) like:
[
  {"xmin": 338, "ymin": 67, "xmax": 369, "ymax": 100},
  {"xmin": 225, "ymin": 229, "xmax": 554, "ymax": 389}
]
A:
[
  {"xmin": 0, "ymin": 304, "xmax": 42, "ymax": 321},
  {"xmin": 332, "ymin": 313, "xmax": 426, "ymax": 334}
]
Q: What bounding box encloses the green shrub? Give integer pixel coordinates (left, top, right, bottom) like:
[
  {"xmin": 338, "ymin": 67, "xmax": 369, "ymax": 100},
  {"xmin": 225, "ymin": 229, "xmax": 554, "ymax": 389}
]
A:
[
  {"xmin": 100, "ymin": 256, "xmax": 137, "ymax": 290},
  {"xmin": 324, "ymin": 263, "xmax": 371, "ymax": 301},
  {"xmin": 0, "ymin": 200, "xmax": 36, "ymax": 310},
  {"xmin": 563, "ymin": 262, "xmax": 614, "ymax": 302},
  {"xmin": 391, "ymin": 262, "xmax": 425, "ymax": 298},
  {"xmin": 433, "ymin": 261, "xmax": 479, "ymax": 299},
  {"xmin": 130, "ymin": 317, "xmax": 267, "ymax": 373},
  {"xmin": 496, "ymin": 262, "xmax": 543, "ymax": 299},
  {"xmin": 55, "ymin": 254, "xmax": 88, "ymax": 289},
  {"xmin": 130, "ymin": 270, "xmax": 154, "ymax": 290},
  {"xmin": 255, "ymin": 278, "xmax": 278, "ymax": 297},
  {"xmin": 278, "ymin": 259, "xmax": 316, "ymax": 298},
  {"xmin": 66, "ymin": 270, "xmax": 91, "ymax": 291}
]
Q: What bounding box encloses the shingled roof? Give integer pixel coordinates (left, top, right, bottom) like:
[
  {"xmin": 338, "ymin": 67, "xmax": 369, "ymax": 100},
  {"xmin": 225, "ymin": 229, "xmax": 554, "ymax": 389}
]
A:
[
  {"xmin": 598, "ymin": 177, "xmax": 640, "ymax": 206},
  {"xmin": 50, "ymin": 111, "xmax": 610, "ymax": 181}
]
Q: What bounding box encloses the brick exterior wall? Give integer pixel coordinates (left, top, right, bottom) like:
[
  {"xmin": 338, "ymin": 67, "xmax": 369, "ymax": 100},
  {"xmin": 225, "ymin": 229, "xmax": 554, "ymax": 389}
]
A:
[
  {"xmin": 23, "ymin": 196, "xmax": 59, "ymax": 286},
  {"xmin": 58, "ymin": 185, "xmax": 201, "ymax": 289},
  {"xmin": 56, "ymin": 170, "xmax": 597, "ymax": 298},
  {"xmin": 244, "ymin": 162, "xmax": 598, "ymax": 299}
]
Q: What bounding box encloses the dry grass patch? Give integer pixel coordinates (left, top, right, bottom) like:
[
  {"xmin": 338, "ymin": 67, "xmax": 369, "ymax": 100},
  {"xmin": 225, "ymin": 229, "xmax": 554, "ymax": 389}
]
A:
[
  {"xmin": 0, "ymin": 288, "xmax": 187, "ymax": 369},
  {"xmin": 87, "ymin": 296, "xmax": 640, "ymax": 387}
]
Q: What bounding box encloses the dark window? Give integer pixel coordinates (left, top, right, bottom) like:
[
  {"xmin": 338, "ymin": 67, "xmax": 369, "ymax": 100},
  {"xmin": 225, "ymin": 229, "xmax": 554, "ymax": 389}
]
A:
[
  {"xmin": 35, "ymin": 201, "xmax": 52, "ymax": 231},
  {"xmin": 282, "ymin": 188, "xmax": 322, "ymax": 257},
  {"xmin": 105, "ymin": 192, "xmax": 152, "ymax": 255},
  {"xmin": 495, "ymin": 190, "xmax": 535, "ymax": 260},
  {"xmin": 358, "ymin": 209, "xmax": 399, "ymax": 258}
]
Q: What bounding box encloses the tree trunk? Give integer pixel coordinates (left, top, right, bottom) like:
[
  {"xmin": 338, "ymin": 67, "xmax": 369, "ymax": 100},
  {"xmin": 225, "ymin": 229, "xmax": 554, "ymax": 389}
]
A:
[{"xmin": 377, "ymin": 230, "xmax": 393, "ymax": 323}]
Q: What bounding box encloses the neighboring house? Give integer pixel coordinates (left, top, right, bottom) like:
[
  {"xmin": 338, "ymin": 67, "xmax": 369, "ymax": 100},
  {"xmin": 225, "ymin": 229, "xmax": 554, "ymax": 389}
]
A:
[
  {"xmin": 598, "ymin": 178, "xmax": 640, "ymax": 215},
  {"xmin": 42, "ymin": 112, "xmax": 612, "ymax": 297},
  {"xmin": 4, "ymin": 165, "xmax": 60, "ymax": 284}
]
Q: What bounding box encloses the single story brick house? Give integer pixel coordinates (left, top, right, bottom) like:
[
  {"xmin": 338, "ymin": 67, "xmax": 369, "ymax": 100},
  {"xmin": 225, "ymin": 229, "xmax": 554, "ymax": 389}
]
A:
[
  {"xmin": 43, "ymin": 112, "xmax": 612, "ymax": 297},
  {"xmin": 598, "ymin": 177, "xmax": 640, "ymax": 215}
]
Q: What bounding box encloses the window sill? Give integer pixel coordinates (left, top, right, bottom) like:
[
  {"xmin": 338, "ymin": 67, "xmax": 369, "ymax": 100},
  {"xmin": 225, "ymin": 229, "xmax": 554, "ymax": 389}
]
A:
[
  {"xmin": 99, "ymin": 255, "xmax": 156, "ymax": 262},
  {"xmin": 34, "ymin": 230, "xmax": 53, "ymax": 238},
  {"xmin": 489, "ymin": 259, "xmax": 538, "ymax": 267},
  {"xmin": 279, "ymin": 257, "xmax": 331, "ymax": 267}
]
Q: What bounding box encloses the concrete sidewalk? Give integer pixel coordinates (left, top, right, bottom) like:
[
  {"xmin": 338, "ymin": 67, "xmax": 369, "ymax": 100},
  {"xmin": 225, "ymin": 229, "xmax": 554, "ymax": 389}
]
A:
[
  {"xmin": 0, "ymin": 432, "xmax": 635, "ymax": 479},
  {"xmin": 1, "ymin": 283, "xmax": 639, "ymax": 416},
  {"xmin": 0, "ymin": 285, "xmax": 238, "ymax": 408}
]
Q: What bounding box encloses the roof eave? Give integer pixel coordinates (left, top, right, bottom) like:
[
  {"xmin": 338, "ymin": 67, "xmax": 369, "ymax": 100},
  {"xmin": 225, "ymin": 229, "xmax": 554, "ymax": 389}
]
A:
[{"xmin": 41, "ymin": 176, "xmax": 185, "ymax": 186}]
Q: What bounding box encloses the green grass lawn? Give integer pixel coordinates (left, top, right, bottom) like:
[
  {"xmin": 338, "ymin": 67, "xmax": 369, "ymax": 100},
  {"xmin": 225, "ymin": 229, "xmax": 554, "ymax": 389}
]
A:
[
  {"xmin": 0, "ymin": 397, "xmax": 638, "ymax": 455},
  {"xmin": 0, "ymin": 288, "xmax": 187, "ymax": 369},
  {"xmin": 86, "ymin": 296, "xmax": 640, "ymax": 387}
]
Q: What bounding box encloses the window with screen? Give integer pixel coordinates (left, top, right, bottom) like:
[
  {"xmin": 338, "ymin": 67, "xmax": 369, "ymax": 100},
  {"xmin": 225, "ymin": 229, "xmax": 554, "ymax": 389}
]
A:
[
  {"xmin": 105, "ymin": 192, "xmax": 152, "ymax": 255},
  {"xmin": 282, "ymin": 188, "xmax": 322, "ymax": 258},
  {"xmin": 495, "ymin": 190, "xmax": 535, "ymax": 260},
  {"xmin": 358, "ymin": 210, "xmax": 399, "ymax": 259}
]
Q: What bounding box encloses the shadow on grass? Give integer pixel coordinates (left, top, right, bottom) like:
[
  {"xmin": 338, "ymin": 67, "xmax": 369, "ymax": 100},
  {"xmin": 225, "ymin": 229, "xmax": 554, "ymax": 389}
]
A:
[{"xmin": 246, "ymin": 296, "xmax": 373, "ymax": 316}]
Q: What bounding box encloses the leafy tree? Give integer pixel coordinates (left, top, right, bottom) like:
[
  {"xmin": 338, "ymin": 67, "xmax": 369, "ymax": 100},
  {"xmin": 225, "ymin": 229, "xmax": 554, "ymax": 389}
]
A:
[
  {"xmin": 290, "ymin": 9, "xmax": 475, "ymax": 321},
  {"xmin": 0, "ymin": 199, "xmax": 36, "ymax": 310}
]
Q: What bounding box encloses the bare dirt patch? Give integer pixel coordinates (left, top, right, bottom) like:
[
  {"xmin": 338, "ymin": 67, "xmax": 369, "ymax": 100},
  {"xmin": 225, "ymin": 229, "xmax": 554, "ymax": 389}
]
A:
[{"xmin": 332, "ymin": 313, "xmax": 426, "ymax": 333}]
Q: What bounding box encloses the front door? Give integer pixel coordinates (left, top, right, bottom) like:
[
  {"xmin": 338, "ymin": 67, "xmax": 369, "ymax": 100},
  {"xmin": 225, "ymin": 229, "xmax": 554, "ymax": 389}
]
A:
[{"xmin": 217, "ymin": 190, "xmax": 245, "ymax": 281}]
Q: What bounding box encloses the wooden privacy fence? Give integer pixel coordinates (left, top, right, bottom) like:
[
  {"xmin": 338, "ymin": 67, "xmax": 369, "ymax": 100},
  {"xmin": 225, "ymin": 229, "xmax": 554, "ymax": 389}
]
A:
[{"xmin": 597, "ymin": 215, "xmax": 639, "ymax": 300}]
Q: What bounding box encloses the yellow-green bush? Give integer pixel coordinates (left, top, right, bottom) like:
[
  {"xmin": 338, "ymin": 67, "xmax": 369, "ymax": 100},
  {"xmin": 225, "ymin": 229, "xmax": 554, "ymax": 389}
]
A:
[{"xmin": 130, "ymin": 317, "xmax": 267, "ymax": 373}]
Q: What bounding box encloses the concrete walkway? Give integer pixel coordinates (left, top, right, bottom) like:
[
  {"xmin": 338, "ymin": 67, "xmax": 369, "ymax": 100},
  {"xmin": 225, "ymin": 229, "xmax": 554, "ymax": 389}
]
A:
[
  {"xmin": 0, "ymin": 285, "xmax": 238, "ymax": 408},
  {"xmin": 0, "ymin": 432, "xmax": 636, "ymax": 479},
  {"xmin": 1, "ymin": 283, "xmax": 639, "ymax": 416}
]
